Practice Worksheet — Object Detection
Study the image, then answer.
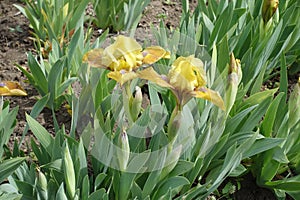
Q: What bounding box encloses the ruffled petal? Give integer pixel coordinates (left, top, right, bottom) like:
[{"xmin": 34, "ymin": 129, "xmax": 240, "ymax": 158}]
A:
[
  {"xmin": 169, "ymin": 56, "xmax": 206, "ymax": 93},
  {"xmin": 111, "ymin": 35, "xmax": 142, "ymax": 58}
]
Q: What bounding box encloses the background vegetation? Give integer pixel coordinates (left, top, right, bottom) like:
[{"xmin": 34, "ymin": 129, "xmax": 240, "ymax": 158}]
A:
[{"xmin": 1, "ymin": 0, "xmax": 300, "ymax": 199}]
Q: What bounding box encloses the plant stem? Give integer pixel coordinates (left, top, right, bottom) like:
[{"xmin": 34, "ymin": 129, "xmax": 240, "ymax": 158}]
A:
[
  {"xmin": 167, "ymin": 103, "xmax": 181, "ymax": 153},
  {"xmin": 122, "ymin": 82, "xmax": 134, "ymax": 126}
]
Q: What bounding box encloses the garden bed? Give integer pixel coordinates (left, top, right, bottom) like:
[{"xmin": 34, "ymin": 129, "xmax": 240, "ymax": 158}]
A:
[{"xmin": 1, "ymin": 0, "xmax": 299, "ymax": 199}]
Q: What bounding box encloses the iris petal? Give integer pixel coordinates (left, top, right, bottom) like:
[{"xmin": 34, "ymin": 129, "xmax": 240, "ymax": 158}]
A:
[
  {"xmin": 193, "ymin": 87, "xmax": 225, "ymax": 110},
  {"xmin": 108, "ymin": 71, "xmax": 138, "ymax": 86},
  {"xmin": 138, "ymin": 67, "xmax": 174, "ymax": 89},
  {"xmin": 142, "ymin": 46, "xmax": 170, "ymax": 64},
  {"xmin": 82, "ymin": 48, "xmax": 105, "ymax": 68},
  {"xmin": 0, "ymin": 81, "xmax": 27, "ymax": 96},
  {"xmin": 169, "ymin": 55, "xmax": 206, "ymax": 93},
  {"xmin": 83, "ymin": 36, "xmax": 170, "ymax": 85}
]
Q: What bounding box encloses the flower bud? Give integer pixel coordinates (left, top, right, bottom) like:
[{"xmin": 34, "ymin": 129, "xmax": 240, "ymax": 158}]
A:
[
  {"xmin": 63, "ymin": 3, "xmax": 69, "ymax": 19},
  {"xmin": 288, "ymin": 77, "xmax": 300, "ymax": 129},
  {"xmin": 262, "ymin": 0, "xmax": 279, "ymax": 24},
  {"xmin": 225, "ymin": 53, "xmax": 242, "ymax": 115},
  {"xmin": 37, "ymin": 170, "xmax": 48, "ymax": 200},
  {"xmin": 130, "ymin": 86, "xmax": 143, "ymax": 121},
  {"xmin": 64, "ymin": 143, "xmax": 76, "ymax": 198},
  {"xmin": 229, "ymin": 53, "xmax": 242, "ymax": 85},
  {"xmin": 117, "ymin": 130, "xmax": 130, "ymax": 171}
]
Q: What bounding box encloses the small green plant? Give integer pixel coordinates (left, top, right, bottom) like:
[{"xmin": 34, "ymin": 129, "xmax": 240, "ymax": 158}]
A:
[
  {"xmin": 249, "ymin": 60, "xmax": 300, "ymax": 199},
  {"xmin": 14, "ymin": 0, "xmax": 90, "ymax": 54},
  {"xmin": 93, "ymin": 0, "xmax": 150, "ymax": 34},
  {"xmin": 214, "ymin": 180, "xmax": 240, "ymax": 200},
  {"xmin": 14, "ymin": 0, "xmax": 95, "ymax": 112},
  {"xmin": 0, "ymin": 99, "xmax": 26, "ymax": 198},
  {"xmin": 0, "ymin": 99, "xmax": 18, "ymax": 158},
  {"xmin": 15, "ymin": 24, "xmax": 108, "ymax": 111}
]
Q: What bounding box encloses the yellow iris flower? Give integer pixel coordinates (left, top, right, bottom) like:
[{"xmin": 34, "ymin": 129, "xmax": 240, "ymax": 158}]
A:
[
  {"xmin": 0, "ymin": 81, "xmax": 27, "ymax": 96},
  {"xmin": 138, "ymin": 55, "xmax": 225, "ymax": 110},
  {"xmin": 83, "ymin": 35, "xmax": 170, "ymax": 85}
]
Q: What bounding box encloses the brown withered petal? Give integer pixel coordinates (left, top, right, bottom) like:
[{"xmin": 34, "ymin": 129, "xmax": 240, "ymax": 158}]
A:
[
  {"xmin": 82, "ymin": 48, "xmax": 106, "ymax": 68},
  {"xmin": 142, "ymin": 46, "xmax": 170, "ymax": 64}
]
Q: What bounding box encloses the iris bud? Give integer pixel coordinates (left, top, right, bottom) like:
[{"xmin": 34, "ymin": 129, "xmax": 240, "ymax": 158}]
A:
[
  {"xmin": 288, "ymin": 77, "xmax": 300, "ymax": 129},
  {"xmin": 117, "ymin": 130, "xmax": 130, "ymax": 171},
  {"xmin": 262, "ymin": 0, "xmax": 279, "ymax": 24},
  {"xmin": 131, "ymin": 86, "xmax": 143, "ymax": 121},
  {"xmin": 225, "ymin": 53, "xmax": 242, "ymax": 115}
]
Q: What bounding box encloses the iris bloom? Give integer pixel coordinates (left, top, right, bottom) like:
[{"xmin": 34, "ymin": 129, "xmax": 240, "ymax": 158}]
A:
[
  {"xmin": 138, "ymin": 55, "xmax": 225, "ymax": 110},
  {"xmin": 0, "ymin": 81, "xmax": 27, "ymax": 96},
  {"xmin": 83, "ymin": 35, "xmax": 170, "ymax": 85}
]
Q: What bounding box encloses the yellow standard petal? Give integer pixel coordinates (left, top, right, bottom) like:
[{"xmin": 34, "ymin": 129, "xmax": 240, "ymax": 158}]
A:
[
  {"xmin": 111, "ymin": 35, "xmax": 142, "ymax": 58},
  {"xmin": 193, "ymin": 87, "xmax": 225, "ymax": 110},
  {"xmin": 142, "ymin": 46, "xmax": 170, "ymax": 64},
  {"xmin": 104, "ymin": 36, "xmax": 142, "ymax": 71},
  {"xmin": 169, "ymin": 55, "xmax": 206, "ymax": 93},
  {"xmin": 83, "ymin": 36, "xmax": 169, "ymax": 75},
  {"xmin": 0, "ymin": 81, "xmax": 27, "ymax": 96},
  {"xmin": 83, "ymin": 36, "xmax": 143, "ymax": 72}
]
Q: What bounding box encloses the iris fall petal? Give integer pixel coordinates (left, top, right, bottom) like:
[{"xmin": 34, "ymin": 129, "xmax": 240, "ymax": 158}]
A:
[
  {"xmin": 0, "ymin": 81, "xmax": 27, "ymax": 96},
  {"xmin": 194, "ymin": 87, "xmax": 225, "ymax": 110}
]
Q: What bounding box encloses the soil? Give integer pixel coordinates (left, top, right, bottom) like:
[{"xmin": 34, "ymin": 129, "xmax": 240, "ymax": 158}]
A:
[
  {"xmin": 0, "ymin": 0, "xmax": 298, "ymax": 199},
  {"xmin": 233, "ymin": 173, "xmax": 281, "ymax": 200},
  {"xmin": 235, "ymin": 174, "xmax": 294, "ymax": 200}
]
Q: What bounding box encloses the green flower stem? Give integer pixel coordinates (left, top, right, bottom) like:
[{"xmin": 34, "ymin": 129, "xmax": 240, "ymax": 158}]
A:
[
  {"xmin": 167, "ymin": 104, "xmax": 181, "ymax": 153},
  {"xmin": 122, "ymin": 82, "xmax": 134, "ymax": 126}
]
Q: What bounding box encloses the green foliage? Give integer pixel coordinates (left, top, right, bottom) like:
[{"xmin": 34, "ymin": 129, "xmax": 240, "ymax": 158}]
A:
[
  {"xmin": 93, "ymin": 0, "xmax": 150, "ymax": 34},
  {"xmin": 250, "ymin": 54, "xmax": 300, "ymax": 199},
  {"xmin": 149, "ymin": 0, "xmax": 299, "ymax": 199},
  {"xmin": 14, "ymin": 0, "xmax": 99, "ymax": 111},
  {"xmin": 0, "ymin": 99, "xmax": 18, "ymax": 158},
  {"xmin": 0, "ymin": 99, "xmax": 26, "ymax": 198},
  {"xmin": 15, "ymin": 22, "xmax": 107, "ymax": 113},
  {"xmin": 153, "ymin": 0, "xmax": 300, "ymax": 91},
  {"xmin": 14, "ymin": 0, "xmax": 90, "ymax": 49},
  {"xmin": 1, "ymin": 0, "xmax": 300, "ymax": 199},
  {"xmin": 3, "ymin": 115, "xmax": 104, "ymax": 199}
]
